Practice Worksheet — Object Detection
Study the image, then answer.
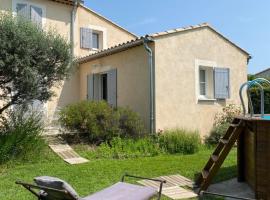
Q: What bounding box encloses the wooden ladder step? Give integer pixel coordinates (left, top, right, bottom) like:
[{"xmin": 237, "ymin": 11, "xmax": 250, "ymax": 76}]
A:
[
  {"xmin": 196, "ymin": 118, "xmax": 244, "ymax": 193},
  {"xmin": 230, "ymin": 123, "xmax": 239, "ymax": 127},
  {"xmin": 211, "ymin": 155, "xmax": 219, "ymax": 162},
  {"xmin": 220, "ymin": 138, "xmax": 229, "ymax": 145},
  {"xmin": 202, "ymin": 170, "xmax": 209, "ymax": 179}
]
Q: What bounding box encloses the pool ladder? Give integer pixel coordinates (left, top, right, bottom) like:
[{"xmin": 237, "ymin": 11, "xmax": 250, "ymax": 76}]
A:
[{"xmin": 239, "ymin": 78, "xmax": 270, "ymax": 118}]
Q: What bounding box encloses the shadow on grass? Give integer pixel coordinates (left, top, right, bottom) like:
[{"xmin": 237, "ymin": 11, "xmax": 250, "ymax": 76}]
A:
[{"xmin": 194, "ymin": 165, "xmax": 237, "ymax": 184}]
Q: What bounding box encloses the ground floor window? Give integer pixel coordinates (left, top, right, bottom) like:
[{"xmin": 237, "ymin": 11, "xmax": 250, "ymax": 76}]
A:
[
  {"xmin": 87, "ymin": 69, "xmax": 117, "ymax": 106},
  {"xmin": 101, "ymin": 73, "xmax": 108, "ymax": 101}
]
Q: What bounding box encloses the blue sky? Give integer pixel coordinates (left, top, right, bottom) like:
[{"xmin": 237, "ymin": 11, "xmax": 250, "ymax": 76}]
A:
[{"xmin": 85, "ymin": 0, "xmax": 270, "ymax": 74}]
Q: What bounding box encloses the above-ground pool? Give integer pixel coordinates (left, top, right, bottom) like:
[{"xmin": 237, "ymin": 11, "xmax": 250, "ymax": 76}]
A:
[
  {"xmin": 261, "ymin": 115, "xmax": 270, "ymax": 120},
  {"xmin": 237, "ymin": 116, "xmax": 270, "ymax": 199}
]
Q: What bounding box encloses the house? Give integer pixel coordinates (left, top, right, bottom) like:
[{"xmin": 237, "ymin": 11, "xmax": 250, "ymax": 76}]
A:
[
  {"xmin": 78, "ymin": 24, "xmax": 250, "ymax": 136},
  {"xmin": 0, "ymin": 0, "xmax": 250, "ymax": 136},
  {"xmin": 0, "ymin": 0, "xmax": 136, "ymax": 121},
  {"xmin": 255, "ymin": 68, "xmax": 270, "ymax": 78}
]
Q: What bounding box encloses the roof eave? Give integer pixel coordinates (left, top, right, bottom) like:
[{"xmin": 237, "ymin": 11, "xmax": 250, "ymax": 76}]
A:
[
  {"xmin": 48, "ymin": 0, "xmax": 84, "ymax": 6},
  {"xmin": 78, "ymin": 38, "xmax": 148, "ymax": 64}
]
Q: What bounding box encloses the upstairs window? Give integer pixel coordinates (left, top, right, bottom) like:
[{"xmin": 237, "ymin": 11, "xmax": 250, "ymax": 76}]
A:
[
  {"xmin": 15, "ymin": 2, "xmax": 44, "ymax": 26},
  {"xmin": 92, "ymin": 32, "xmax": 100, "ymax": 49},
  {"xmin": 80, "ymin": 27, "xmax": 103, "ymax": 50}
]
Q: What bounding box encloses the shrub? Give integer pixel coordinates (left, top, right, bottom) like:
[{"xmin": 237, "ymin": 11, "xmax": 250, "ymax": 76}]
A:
[
  {"xmin": 59, "ymin": 101, "xmax": 146, "ymax": 143},
  {"xmin": 59, "ymin": 101, "xmax": 119, "ymax": 143},
  {"xmin": 250, "ymin": 88, "xmax": 270, "ymax": 114},
  {"xmin": 205, "ymin": 122, "xmax": 230, "ymax": 145},
  {"xmin": 94, "ymin": 137, "xmax": 162, "ymax": 159},
  {"xmin": 158, "ymin": 129, "xmax": 201, "ymax": 154},
  {"xmin": 0, "ymin": 108, "xmax": 45, "ymax": 164},
  {"xmin": 205, "ymin": 104, "xmax": 241, "ymax": 145},
  {"xmin": 117, "ymin": 107, "xmax": 146, "ymax": 138}
]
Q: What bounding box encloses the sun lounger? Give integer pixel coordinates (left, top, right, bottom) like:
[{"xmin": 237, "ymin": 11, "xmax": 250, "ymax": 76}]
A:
[{"xmin": 16, "ymin": 173, "xmax": 165, "ymax": 200}]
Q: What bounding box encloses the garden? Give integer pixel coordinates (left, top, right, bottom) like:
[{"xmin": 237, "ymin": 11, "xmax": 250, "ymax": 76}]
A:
[
  {"xmin": 0, "ymin": 12, "xmax": 245, "ymax": 199},
  {"xmin": 0, "ymin": 99, "xmax": 239, "ymax": 199}
]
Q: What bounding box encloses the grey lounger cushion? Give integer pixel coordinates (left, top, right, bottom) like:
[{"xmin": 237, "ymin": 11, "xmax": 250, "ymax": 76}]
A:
[
  {"xmin": 34, "ymin": 176, "xmax": 79, "ymax": 200},
  {"xmin": 81, "ymin": 182, "xmax": 156, "ymax": 200}
]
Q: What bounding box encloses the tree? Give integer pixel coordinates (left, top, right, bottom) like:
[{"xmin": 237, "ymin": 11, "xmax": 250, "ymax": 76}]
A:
[
  {"xmin": 0, "ymin": 13, "xmax": 74, "ymax": 115},
  {"xmin": 248, "ymin": 74, "xmax": 256, "ymax": 81}
]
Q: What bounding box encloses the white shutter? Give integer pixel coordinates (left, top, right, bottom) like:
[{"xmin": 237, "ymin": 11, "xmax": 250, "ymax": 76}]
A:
[
  {"xmin": 214, "ymin": 68, "xmax": 230, "ymax": 99},
  {"xmin": 30, "ymin": 5, "xmax": 43, "ymax": 26},
  {"xmin": 80, "ymin": 28, "xmax": 92, "ymax": 49},
  {"xmin": 16, "ymin": 3, "xmax": 28, "ymax": 18},
  {"xmin": 93, "ymin": 74, "xmax": 101, "ymax": 101},
  {"xmin": 87, "ymin": 74, "xmax": 94, "ymax": 100},
  {"xmin": 107, "ymin": 69, "xmax": 117, "ymax": 107}
]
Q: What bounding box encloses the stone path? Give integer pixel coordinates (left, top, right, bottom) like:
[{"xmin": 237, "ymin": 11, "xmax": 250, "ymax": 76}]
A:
[
  {"xmin": 45, "ymin": 135, "xmax": 89, "ymax": 165},
  {"xmin": 207, "ymin": 178, "xmax": 255, "ymax": 200},
  {"xmin": 138, "ymin": 174, "xmax": 198, "ymax": 200}
]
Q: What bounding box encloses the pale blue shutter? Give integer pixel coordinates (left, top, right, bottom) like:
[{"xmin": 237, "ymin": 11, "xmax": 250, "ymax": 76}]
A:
[
  {"xmin": 80, "ymin": 28, "xmax": 92, "ymax": 49},
  {"xmin": 93, "ymin": 74, "xmax": 100, "ymax": 100},
  {"xmin": 87, "ymin": 74, "xmax": 94, "ymax": 100},
  {"xmin": 214, "ymin": 68, "xmax": 230, "ymax": 99},
  {"xmin": 107, "ymin": 69, "xmax": 117, "ymax": 107},
  {"xmin": 16, "ymin": 3, "xmax": 28, "ymax": 18},
  {"xmin": 30, "ymin": 5, "xmax": 42, "ymax": 26}
]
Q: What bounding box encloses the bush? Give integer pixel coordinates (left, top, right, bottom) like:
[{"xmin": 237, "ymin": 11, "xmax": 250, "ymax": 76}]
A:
[
  {"xmin": 117, "ymin": 107, "xmax": 145, "ymax": 138},
  {"xmin": 205, "ymin": 104, "xmax": 241, "ymax": 145},
  {"xmin": 158, "ymin": 129, "xmax": 201, "ymax": 154},
  {"xmin": 59, "ymin": 101, "xmax": 119, "ymax": 143},
  {"xmin": 59, "ymin": 101, "xmax": 146, "ymax": 143},
  {"xmin": 94, "ymin": 137, "xmax": 161, "ymax": 159},
  {"xmin": 0, "ymin": 108, "xmax": 45, "ymax": 164},
  {"xmin": 205, "ymin": 122, "xmax": 230, "ymax": 145},
  {"xmin": 250, "ymin": 88, "xmax": 270, "ymax": 114}
]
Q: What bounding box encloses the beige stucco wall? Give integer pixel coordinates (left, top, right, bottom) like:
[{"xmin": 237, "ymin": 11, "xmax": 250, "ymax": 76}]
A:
[
  {"xmin": 79, "ymin": 45, "xmax": 151, "ymax": 129},
  {"xmin": 0, "ymin": 0, "xmax": 11, "ymax": 11},
  {"xmin": 154, "ymin": 27, "xmax": 248, "ymax": 137}
]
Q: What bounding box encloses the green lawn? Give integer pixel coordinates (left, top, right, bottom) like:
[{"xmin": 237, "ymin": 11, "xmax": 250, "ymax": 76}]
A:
[{"xmin": 0, "ymin": 146, "xmax": 237, "ymax": 200}]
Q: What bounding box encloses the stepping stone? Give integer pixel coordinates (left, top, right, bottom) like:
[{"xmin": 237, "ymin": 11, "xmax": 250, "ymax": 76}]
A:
[
  {"xmin": 64, "ymin": 157, "xmax": 89, "ymax": 165},
  {"xmin": 138, "ymin": 174, "xmax": 197, "ymax": 199},
  {"xmin": 162, "ymin": 186, "xmax": 198, "ymax": 200},
  {"xmin": 47, "ymin": 137, "xmax": 89, "ymax": 165}
]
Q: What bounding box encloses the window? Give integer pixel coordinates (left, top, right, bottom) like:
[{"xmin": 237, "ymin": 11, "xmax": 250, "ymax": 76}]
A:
[
  {"xmin": 92, "ymin": 33, "xmax": 100, "ymax": 49},
  {"xmin": 80, "ymin": 27, "xmax": 103, "ymax": 50},
  {"xmin": 199, "ymin": 69, "xmax": 206, "ymax": 96},
  {"xmin": 196, "ymin": 63, "xmax": 230, "ymax": 101},
  {"xmin": 87, "ymin": 69, "xmax": 117, "ymax": 106},
  {"xmin": 15, "ymin": 2, "xmax": 44, "ymax": 26},
  {"xmin": 101, "ymin": 74, "xmax": 108, "ymax": 101}
]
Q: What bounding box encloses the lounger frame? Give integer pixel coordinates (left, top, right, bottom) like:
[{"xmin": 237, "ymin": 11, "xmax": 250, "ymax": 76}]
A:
[{"xmin": 16, "ymin": 173, "xmax": 166, "ymax": 200}]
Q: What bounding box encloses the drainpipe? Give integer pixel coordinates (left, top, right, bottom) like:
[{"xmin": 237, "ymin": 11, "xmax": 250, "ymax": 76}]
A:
[
  {"xmin": 71, "ymin": 0, "xmax": 78, "ymax": 56},
  {"xmin": 143, "ymin": 36, "xmax": 155, "ymax": 134}
]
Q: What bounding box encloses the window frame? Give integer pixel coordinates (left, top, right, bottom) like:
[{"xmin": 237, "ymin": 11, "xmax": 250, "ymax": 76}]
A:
[
  {"xmin": 195, "ymin": 59, "xmax": 217, "ymax": 102},
  {"xmin": 12, "ymin": 0, "xmax": 46, "ymax": 27},
  {"xmin": 199, "ymin": 68, "xmax": 207, "ymax": 98},
  {"xmin": 91, "ymin": 32, "xmax": 100, "ymax": 50},
  {"xmin": 100, "ymin": 73, "xmax": 108, "ymax": 101},
  {"xmin": 81, "ymin": 25, "xmax": 107, "ymax": 51}
]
